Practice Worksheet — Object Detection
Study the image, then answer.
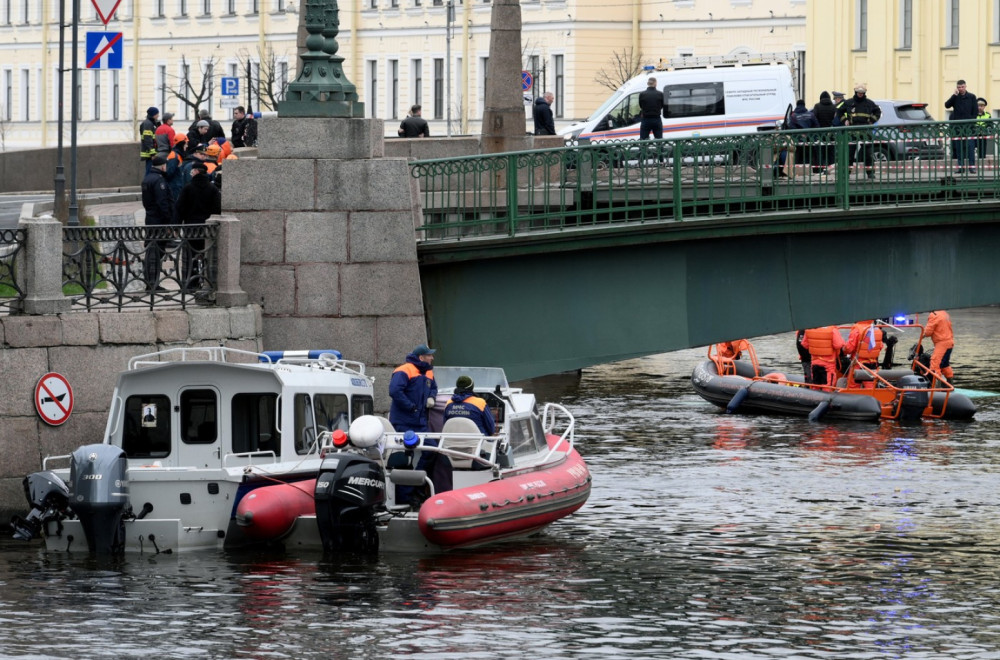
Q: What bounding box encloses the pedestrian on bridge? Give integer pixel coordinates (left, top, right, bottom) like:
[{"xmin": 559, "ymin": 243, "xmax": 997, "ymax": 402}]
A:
[
  {"xmin": 836, "ymin": 85, "xmax": 881, "ymax": 180},
  {"xmin": 533, "ymin": 92, "xmax": 556, "ymax": 136},
  {"xmin": 976, "ymin": 98, "xmax": 991, "ymax": 161},
  {"xmin": 140, "ymin": 155, "xmax": 175, "ymax": 292},
  {"xmin": 638, "ymin": 77, "xmax": 664, "ymax": 141},
  {"xmin": 945, "ymin": 80, "xmax": 979, "ymax": 173},
  {"xmin": 398, "ymin": 104, "xmax": 430, "ymax": 138}
]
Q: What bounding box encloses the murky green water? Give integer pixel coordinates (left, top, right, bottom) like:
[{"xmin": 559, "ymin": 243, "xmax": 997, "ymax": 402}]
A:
[{"xmin": 2, "ymin": 308, "xmax": 1000, "ymax": 658}]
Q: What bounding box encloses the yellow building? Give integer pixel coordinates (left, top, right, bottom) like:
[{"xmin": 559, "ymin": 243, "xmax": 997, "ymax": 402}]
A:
[
  {"xmin": 0, "ymin": 0, "xmax": 804, "ymax": 150},
  {"xmin": 807, "ymin": 0, "xmax": 999, "ymax": 119}
]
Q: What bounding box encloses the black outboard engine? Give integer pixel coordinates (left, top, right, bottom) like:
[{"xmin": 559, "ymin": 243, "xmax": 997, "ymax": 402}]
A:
[
  {"xmin": 10, "ymin": 471, "xmax": 71, "ymax": 541},
  {"xmin": 895, "ymin": 374, "xmax": 930, "ymax": 422},
  {"xmin": 69, "ymin": 444, "xmax": 131, "ymax": 555},
  {"xmin": 314, "ymin": 453, "xmax": 386, "ymax": 554}
]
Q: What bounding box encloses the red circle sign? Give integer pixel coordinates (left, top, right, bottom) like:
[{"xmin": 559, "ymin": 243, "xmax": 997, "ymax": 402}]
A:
[{"xmin": 34, "ymin": 372, "xmax": 74, "ymax": 426}]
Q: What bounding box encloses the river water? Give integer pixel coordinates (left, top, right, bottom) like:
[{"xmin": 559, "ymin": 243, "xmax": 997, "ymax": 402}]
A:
[{"xmin": 3, "ymin": 308, "xmax": 1000, "ymax": 659}]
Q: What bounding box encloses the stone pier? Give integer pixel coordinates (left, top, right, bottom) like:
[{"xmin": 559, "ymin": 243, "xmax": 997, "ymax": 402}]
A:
[{"xmin": 224, "ymin": 118, "xmax": 428, "ymax": 411}]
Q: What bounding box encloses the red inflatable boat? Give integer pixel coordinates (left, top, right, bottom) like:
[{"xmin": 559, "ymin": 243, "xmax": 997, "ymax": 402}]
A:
[{"xmin": 235, "ymin": 479, "xmax": 317, "ymax": 540}]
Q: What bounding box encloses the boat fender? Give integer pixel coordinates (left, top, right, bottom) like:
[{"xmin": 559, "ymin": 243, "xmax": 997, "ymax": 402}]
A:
[
  {"xmin": 726, "ymin": 386, "xmax": 751, "ymax": 413},
  {"xmin": 808, "ymin": 400, "xmax": 831, "ymax": 422}
]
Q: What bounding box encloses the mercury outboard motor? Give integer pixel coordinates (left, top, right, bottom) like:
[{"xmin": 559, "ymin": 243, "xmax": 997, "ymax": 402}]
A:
[
  {"xmin": 10, "ymin": 471, "xmax": 71, "ymax": 541},
  {"xmin": 895, "ymin": 374, "xmax": 930, "ymax": 422},
  {"xmin": 314, "ymin": 453, "xmax": 386, "ymax": 554},
  {"xmin": 69, "ymin": 444, "xmax": 131, "ymax": 555}
]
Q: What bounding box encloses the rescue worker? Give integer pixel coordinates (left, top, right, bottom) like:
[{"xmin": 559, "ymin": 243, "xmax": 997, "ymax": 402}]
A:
[
  {"xmin": 444, "ymin": 375, "xmax": 496, "ymax": 436},
  {"xmin": 924, "ymin": 310, "xmax": 955, "ymax": 381},
  {"xmin": 844, "ymin": 320, "xmax": 884, "ymax": 369},
  {"xmin": 801, "ymin": 325, "xmax": 845, "ymax": 387},
  {"xmin": 164, "ymin": 133, "xmax": 187, "ymax": 201},
  {"xmin": 139, "ymin": 106, "xmax": 161, "ymax": 174},
  {"xmin": 715, "ymin": 341, "xmax": 743, "ymax": 360},
  {"xmin": 175, "ymin": 160, "xmax": 221, "ymax": 293},
  {"xmin": 153, "ymin": 112, "xmax": 176, "ymax": 156},
  {"xmin": 795, "ymin": 330, "xmax": 812, "ymax": 382},
  {"xmin": 835, "ymin": 84, "xmax": 881, "ymax": 179},
  {"xmin": 830, "ymin": 91, "xmax": 846, "ymax": 126},
  {"xmin": 140, "ymin": 154, "xmax": 175, "ymax": 291},
  {"xmin": 388, "ymin": 344, "xmax": 438, "ymax": 433}
]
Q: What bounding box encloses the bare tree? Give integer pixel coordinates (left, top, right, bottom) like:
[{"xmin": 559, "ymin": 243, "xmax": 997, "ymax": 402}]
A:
[
  {"xmin": 163, "ymin": 55, "xmax": 220, "ymax": 120},
  {"xmin": 236, "ymin": 46, "xmax": 293, "ymax": 112},
  {"xmin": 595, "ymin": 47, "xmax": 646, "ymax": 92}
]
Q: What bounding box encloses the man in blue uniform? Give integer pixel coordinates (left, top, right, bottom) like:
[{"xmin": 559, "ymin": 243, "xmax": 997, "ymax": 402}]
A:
[
  {"xmin": 444, "ymin": 375, "xmax": 496, "ymax": 435},
  {"xmin": 388, "ymin": 344, "xmax": 438, "ymax": 433}
]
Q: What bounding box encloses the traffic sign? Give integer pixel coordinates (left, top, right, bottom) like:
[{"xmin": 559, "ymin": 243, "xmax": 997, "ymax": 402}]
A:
[
  {"xmin": 220, "ymin": 96, "xmax": 240, "ymax": 109},
  {"xmin": 34, "ymin": 372, "xmax": 74, "ymax": 426},
  {"xmin": 521, "ymin": 70, "xmax": 533, "ymax": 92},
  {"xmin": 221, "ymin": 77, "xmax": 239, "ymax": 96},
  {"xmin": 85, "ymin": 32, "xmax": 123, "ymax": 70},
  {"xmin": 91, "ymin": 0, "xmax": 122, "ymax": 24}
]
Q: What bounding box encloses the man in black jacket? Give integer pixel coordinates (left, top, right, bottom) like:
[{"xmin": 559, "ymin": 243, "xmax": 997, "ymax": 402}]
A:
[
  {"xmin": 836, "ymin": 84, "xmax": 882, "ymax": 179},
  {"xmin": 176, "ymin": 161, "xmax": 222, "ymax": 293},
  {"xmin": 638, "ymin": 77, "xmax": 664, "ymax": 140},
  {"xmin": 533, "ymin": 92, "xmax": 555, "ymax": 135},
  {"xmin": 141, "ymin": 155, "xmax": 175, "ymax": 291},
  {"xmin": 139, "ymin": 107, "xmax": 160, "ymax": 175},
  {"xmin": 945, "ymin": 79, "xmax": 979, "ymax": 172}
]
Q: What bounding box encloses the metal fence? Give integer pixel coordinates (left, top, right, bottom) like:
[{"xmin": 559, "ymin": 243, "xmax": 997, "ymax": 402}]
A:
[
  {"xmin": 0, "ymin": 228, "xmax": 27, "ymax": 314},
  {"xmin": 411, "ymin": 118, "xmax": 1000, "ymax": 242},
  {"xmin": 63, "ymin": 224, "xmax": 218, "ymax": 311}
]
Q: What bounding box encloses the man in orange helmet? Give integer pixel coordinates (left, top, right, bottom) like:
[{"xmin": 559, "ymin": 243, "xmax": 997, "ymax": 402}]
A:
[{"xmin": 924, "ymin": 310, "xmax": 955, "ymax": 381}]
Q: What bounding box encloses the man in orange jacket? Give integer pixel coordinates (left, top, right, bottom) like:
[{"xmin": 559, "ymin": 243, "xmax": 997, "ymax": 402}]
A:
[
  {"xmin": 924, "ymin": 310, "xmax": 955, "ymax": 381},
  {"xmin": 844, "ymin": 320, "xmax": 884, "ymax": 368},
  {"xmin": 801, "ymin": 325, "xmax": 845, "ymax": 386}
]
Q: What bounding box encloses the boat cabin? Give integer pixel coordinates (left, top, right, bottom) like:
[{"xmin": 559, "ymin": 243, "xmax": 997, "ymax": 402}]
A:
[{"xmin": 106, "ymin": 348, "xmax": 375, "ymax": 469}]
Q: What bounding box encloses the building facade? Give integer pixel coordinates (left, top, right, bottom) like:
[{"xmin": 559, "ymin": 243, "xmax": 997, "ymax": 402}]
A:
[
  {"xmin": 0, "ymin": 0, "xmax": 806, "ymax": 150},
  {"xmin": 807, "ymin": 0, "xmax": 1000, "ymax": 120}
]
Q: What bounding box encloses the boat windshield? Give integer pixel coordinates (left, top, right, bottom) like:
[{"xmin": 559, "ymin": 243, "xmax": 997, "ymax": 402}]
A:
[{"xmin": 435, "ymin": 366, "xmax": 509, "ymax": 392}]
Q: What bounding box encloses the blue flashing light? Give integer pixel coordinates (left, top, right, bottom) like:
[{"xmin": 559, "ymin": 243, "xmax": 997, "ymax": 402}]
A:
[
  {"xmin": 403, "ymin": 430, "xmax": 420, "ymax": 448},
  {"xmin": 258, "ymin": 349, "xmax": 342, "ymax": 363},
  {"xmin": 643, "ymin": 65, "xmax": 655, "ymax": 71}
]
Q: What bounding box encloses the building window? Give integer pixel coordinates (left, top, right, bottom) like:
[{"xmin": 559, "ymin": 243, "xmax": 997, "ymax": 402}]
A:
[
  {"xmin": 389, "ymin": 59, "xmax": 398, "ymax": 119},
  {"xmin": 181, "ymin": 62, "xmax": 191, "ymax": 119},
  {"xmin": 92, "ymin": 71, "xmax": 101, "ymax": 120},
  {"xmin": 3, "ymin": 0, "xmax": 11, "ymax": 24},
  {"xmin": 3, "ymin": 70, "xmax": 11, "ymax": 121},
  {"xmin": 369, "ymin": 0, "xmax": 376, "ymax": 8},
  {"xmin": 553, "ymin": 54, "xmax": 563, "ymax": 117},
  {"xmin": 202, "ymin": 0, "xmax": 210, "ymax": 14},
  {"xmin": 390, "ymin": 0, "xmax": 397, "ymax": 6},
  {"xmin": 180, "ymin": 0, "xmax": 187, "ymax": 15},
  {"xmin": 226, "ymin": 0, "xmax": 235, "ymax": 13},
  {"xmin": 277, "ymin": 0, "xmax": 284, "ymax": 11},
  {"xmin": 412, "ymin": 58, "xmax": 422, "ymax": 107},
  {"xmin": 251, "ymin": 0, "xmax": 257, "ymax": 14},
  {"xmin": 154, "ymin": 0, "xmax": 164, "ymax": 17},
  {"xmin": 21, "ymin": 0, "xmax": 28, "ymax": 23},
  {"xmin": 278, "ymin": 61, "xmax": 288, "ymax": 101},
  {"xmin": 433, "ymin": 58, "xmax": 443, "ymax": 119},
  {"xmin": 856, "ymin": 0, "xmax": 867, "ymax": 50},
  {"xmin": 205, "ymin": 61, "xmax": 214, "ymax": 112},
  {"xmin": 368, "ymin": 59, "xmax": 378, "ymax": 118},
  {"xmin": 948, "ymin": 0, "xmax": 959, "ymax": 46},
  {"xmin": 20, "ymin": 68, "xmax": 29, "ymax": 120},
  {"xmin": 529, "ymin": 54, "xmax": 539, "ymax": 97},
  {"xmin": 479, "ymin": 56, "xmax": 488, "ymax": 114},
  {"xmin": 250, "ymin": 60, "xmax": 260, "ymax": 112},
  {"xmin": 112, "ymin": 70, "xmax": 120, "ymax": 120},
  {"xmin": 900, "ymin": 0, "xmax": 912, "ymax": 48},
  {"xmin": 157, "ymin": 64, "xmax": 167, "ymax": 111}
]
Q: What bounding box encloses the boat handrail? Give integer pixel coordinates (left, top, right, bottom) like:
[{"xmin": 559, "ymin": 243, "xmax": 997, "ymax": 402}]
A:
[
  {"xmin": 107, "ymin": 394, "xmax": 123, "ymax": 438},
  {"xmin": 128, "ymin": 346, "xmax": 268, "ymax": 370},
  {"xmin": 707, "ymin": 339, "xmax": 760, "ymax": 377},
  {"xmin": 376, "ymin": 432, "xmax": 498, "ymax": 469},
  {"xmin": 540, "ymin": 402, "xmax": 575, "ymax": 462},
  {"xmin": 221, "ymin": 450, "xmax": 278, "ymax": 467},
  {"xmin": 272, "ymin": 354, "xmax": 368, "ymax": 377},
  {"xmin": 42, "ymin": 454, "xmax": 73, "ymax": 470}
]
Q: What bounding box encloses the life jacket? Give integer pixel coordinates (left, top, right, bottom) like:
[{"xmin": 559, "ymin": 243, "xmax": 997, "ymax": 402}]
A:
[
  {"xmin": 855, "ymin": 325, "xmax": 884, "ymax": 362},
  {"xmin": 977, "ymin": 110, "xmax": 991, "ymax": 128},
  {"xmin": 804, "ymin": 327, "xmax": 838, "ymax": 360}
]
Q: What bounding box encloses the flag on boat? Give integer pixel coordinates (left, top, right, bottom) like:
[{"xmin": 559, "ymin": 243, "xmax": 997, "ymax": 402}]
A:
[{"xmin": 866, "ymin": 325, "xmax": 877, "ymax": 350}]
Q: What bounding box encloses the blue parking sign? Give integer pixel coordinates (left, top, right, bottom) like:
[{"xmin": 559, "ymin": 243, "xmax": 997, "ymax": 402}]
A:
[
  {"xmin": 221, "ymin": 77, "xmax": 239, "ymax": 97},
  {"xmin": 85, "ymin": 32, "xmax": 123, "ymax": 69}
]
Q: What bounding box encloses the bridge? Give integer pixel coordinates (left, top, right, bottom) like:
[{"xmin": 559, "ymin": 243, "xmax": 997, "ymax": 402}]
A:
[{"xmin": 411, "ymin": 120, "xmax": 1000, "ymax": 379}]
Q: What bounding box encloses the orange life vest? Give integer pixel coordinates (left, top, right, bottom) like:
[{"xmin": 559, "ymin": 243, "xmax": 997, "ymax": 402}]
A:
[
  {"xmin": 848, "ymin": 322, "xmax": 883, "ymax": 362},
  {"xmin": 804, "ymin": 327, "xmax": 839, "ymax": 360},
  {"xmin": 393, "ymin": 362, "xmax": 435, "ymax": 382}
]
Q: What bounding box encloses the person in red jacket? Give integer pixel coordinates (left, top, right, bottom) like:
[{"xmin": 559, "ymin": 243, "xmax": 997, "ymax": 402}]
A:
[
  {"xmin": 801, "ymin": 325, "xmax": 845, "ymax": 386},
  {"xmin": 924, "ymin": 310, "xmax": 955, "ymax": 381}
]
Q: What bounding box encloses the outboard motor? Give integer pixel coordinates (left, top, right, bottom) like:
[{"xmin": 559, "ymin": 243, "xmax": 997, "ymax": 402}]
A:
[
  {"xmin": 68, "ymin": 444, "xmax": 131, "ymax": 555},
  {"xmin": 10, "ymin": 471, "xmax": 71, "ymax": 541},
  {"xmin": 314, "ymin": 453, "xmax": 386, "ymax": 554},
  {"xmin": 895, "ymin": 374, "xmax": 930, "ymax": 422}
]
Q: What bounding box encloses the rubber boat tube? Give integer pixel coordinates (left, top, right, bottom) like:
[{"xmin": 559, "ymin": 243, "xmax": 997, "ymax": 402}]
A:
[{"xmin": 691, "ymin": 360, "xmax": 882, "ymax": 422}]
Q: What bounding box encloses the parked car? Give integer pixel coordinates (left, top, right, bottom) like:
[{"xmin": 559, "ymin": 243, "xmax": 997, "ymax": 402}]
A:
[{"xmin": 870, "ymin": 100, "xmax": 947, "ymax": 161}]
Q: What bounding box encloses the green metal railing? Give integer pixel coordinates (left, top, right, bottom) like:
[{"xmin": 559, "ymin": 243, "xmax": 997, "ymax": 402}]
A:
[{"xmin": 410, "ymin": 118, "xmax": 1000, "ymax": 243}]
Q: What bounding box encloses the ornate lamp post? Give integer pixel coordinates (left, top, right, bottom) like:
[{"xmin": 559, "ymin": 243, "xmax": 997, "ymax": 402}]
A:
[{"xmin": 279, "ymin": 0, "xmax": 363, "ymax": 118}]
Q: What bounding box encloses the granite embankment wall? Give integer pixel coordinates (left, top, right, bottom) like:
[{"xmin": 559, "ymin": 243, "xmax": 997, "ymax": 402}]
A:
[{"xmin": 0, "ymin": 308, "xmax": 262, "ymax": 522}]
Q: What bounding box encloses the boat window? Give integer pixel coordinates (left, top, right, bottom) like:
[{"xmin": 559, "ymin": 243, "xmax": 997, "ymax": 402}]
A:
[
  {"xmin": 352, "ymin": 395, "xmax": 374, "ymax": 420},
  {"xmin": 181, "ymin": 389, "xmax": 217, "ymax": 445},
  {"xmin": 122, "ymin": 394, "xmax": 171, "ymax": 458},
  {"xmin": 530, "ymin": 415, "xmax": 549, "ymax": 453},
  {"xmin": 294, "ymin": 393, "xmax": 317, "ymax": 455},
  {"xmin": 314, "ymin": 393, "xmax": 350, "ymax": 433},
  {"xmin": 663, "ymin": 82, "xmax": 725, "ymax": 119},
  {"xmin": 231, "ymin": 393, "xmax": 278, "ymax": 455},
  {"xmin": 508, "ymin": 418, "xmax": 541, "ymax": 458}
]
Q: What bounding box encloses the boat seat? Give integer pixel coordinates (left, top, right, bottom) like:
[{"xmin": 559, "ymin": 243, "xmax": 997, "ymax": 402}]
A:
[{"xmin": 440, "ymin": 417, "xmax": 485, "ymax": 469}]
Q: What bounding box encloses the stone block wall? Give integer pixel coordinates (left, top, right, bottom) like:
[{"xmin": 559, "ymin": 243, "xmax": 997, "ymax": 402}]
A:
[{"xmin": 0, "ymin": 306, "xmax": 262, "ymax": 521}]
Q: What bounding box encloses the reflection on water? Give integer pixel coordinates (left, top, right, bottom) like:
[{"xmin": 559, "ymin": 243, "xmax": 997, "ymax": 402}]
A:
[{"xmin": 3, "ymin": 309, "xmax": 1000, "ymax": 658}]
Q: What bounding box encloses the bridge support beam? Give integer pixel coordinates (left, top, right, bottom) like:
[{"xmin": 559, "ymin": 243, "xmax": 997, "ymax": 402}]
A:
[{"xmin": 225, "ymin": 118, "xmax": 429, "ymax": 410}]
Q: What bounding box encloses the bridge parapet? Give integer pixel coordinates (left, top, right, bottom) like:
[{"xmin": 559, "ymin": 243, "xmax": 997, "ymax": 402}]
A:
[{"xmin": 410, "ymin": 118, "xmax": 1000, "ymax": 243}]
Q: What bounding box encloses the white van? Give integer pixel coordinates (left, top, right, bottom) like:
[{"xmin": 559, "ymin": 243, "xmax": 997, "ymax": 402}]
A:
[{"xmin": 560, "ymin": 57, "xmax": 796, "ymax": 143}]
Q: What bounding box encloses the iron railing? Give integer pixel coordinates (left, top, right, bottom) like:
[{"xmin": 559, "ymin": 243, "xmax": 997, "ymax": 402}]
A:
[
  {"xmin": 411, "ymin": 118, "xmax": 1000, "ymax": 242},
  {"xmin": 63, "ymin": 224, "xmax": 218, "ymax": 311},
  {"xmin": 0, "ymin": 228, "xmax": 27, "ymax": 314}
]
